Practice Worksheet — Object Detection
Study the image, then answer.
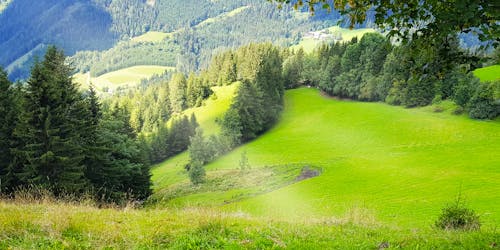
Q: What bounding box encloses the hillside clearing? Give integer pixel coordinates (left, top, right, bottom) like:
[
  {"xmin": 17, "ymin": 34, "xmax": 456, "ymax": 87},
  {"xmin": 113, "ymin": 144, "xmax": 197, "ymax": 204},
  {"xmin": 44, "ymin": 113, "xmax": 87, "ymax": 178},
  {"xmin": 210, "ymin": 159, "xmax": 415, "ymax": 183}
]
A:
[
  {"xmin": 292, "ymin": 26, "xmax": 376, "ymax": 53},
  {"xmin": 73, "ymin": 65, "xmax": 174, "ymax": 92},
  {"xmin": 196, "ymin": 6, "xmax": 250, "ymax": 27},
  {"xmin": 130, "ymin": 31, "xmax": 169, "ymax": 43}
]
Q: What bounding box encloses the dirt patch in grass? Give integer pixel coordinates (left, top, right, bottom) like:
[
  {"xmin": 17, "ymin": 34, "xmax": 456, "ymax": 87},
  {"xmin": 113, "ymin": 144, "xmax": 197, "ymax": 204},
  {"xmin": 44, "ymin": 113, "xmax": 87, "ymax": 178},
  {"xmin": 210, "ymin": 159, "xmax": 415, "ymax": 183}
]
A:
[{"xmin": 296, "ymin": 166, "xmax": 321, "ymax": 181}]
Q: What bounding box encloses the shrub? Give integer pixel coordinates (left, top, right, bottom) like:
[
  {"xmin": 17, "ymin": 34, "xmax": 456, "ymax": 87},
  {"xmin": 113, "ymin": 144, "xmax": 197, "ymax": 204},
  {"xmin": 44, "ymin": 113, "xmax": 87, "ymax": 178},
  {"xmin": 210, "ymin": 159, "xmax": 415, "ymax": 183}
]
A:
[
  {"xmin": 469, "ymin": 82, "xmax": 498, "ymax": 119},
  {"xmin": 432, "ymin": 94, "xmax": 442, "ymax": 105},
  {"xmin": 433, "ymin": 106, "xmax": 444, "ymax": 113},
  {"xmin": 435, "ymin": 196, "xmax": 480, "ymax": 231},
  {"xmin": 452, "ymin": 106, "xmax": 464, "ymax": 115},
  {"xmin": 189, "ymin": 161, "xmax": 205, "ymax": 185}
]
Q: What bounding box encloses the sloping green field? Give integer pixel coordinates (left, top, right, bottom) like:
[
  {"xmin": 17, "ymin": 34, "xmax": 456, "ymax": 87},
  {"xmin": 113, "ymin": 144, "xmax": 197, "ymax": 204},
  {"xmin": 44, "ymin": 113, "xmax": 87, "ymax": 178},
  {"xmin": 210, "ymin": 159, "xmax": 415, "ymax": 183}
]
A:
[
  {"xmin": 130, "ymin": 31, "xmax": 170, "ymax": 43},
  {"xmin": 154, "ymin": 87, "xmax": 500, "ymax": 229},
  {"xmin": 74, "ymin": 65, "xmax": 174, "ymax": 92},
  {"xmin": 474, "ymin": 64, "xmax": 500, "ymax": 82},
  {"xmin": 2, "ymin": 87, "xmax": 499, "ymax": 248}
]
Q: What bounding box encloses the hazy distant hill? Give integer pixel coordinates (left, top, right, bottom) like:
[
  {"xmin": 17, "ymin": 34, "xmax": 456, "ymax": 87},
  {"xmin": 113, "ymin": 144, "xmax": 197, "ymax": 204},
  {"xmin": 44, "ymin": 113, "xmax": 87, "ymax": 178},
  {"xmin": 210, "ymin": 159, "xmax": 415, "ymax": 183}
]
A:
[{"xmin": 0, "ymin": 0, "xmax": 117, "ymax": 80}]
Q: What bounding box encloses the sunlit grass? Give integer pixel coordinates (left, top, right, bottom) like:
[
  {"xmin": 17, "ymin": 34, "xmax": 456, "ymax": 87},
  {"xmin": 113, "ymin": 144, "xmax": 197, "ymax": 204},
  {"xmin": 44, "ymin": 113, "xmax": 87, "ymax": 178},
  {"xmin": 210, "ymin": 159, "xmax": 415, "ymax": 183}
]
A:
[
  {"xmin": 73, "ymin": 65, "xmax": 175, "ymax": 92},
  {"xmin": 196, "ymin": 6, "xmax": 250, "ymax": 27},
  {"xmin": 1, "ymin": 199, "xmax": 498, "ymax": 249},
  {"xmin": 130, "ymin": 31, "xmax": 169, "ymax": 43},
  {"xmin": 153, "ymin": 87, "xmax": 500, "ymax": 228},
  {"xmin": 474, "ymin": 64, "xmax": 500, "ymax": 82}
]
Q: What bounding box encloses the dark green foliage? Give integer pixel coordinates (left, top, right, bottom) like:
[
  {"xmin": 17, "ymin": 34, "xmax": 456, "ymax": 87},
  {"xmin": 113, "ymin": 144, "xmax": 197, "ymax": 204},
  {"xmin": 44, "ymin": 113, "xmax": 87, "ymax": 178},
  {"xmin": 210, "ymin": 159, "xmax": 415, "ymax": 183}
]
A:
[
  {"xmin": 219, "ymin": 44, "xmax": 285, "ymax": 144},
  {"xmin": 110, "ymin": 72, "xmax": 173, "ymax": 134},
  {"xmin": 13, "ymin": 46, "xmax": 88, "ymax": 194},
  {"xmin": 304, "ymin": 34, "xmax": 391, "ymax": 100},
  {"xmin": 468, "ymin": 81, "xmax": 499, "ymax": 120},
  {"xmin": 404, "ymin": 76, "xmax": 437, "ymax": 107},
  {"xmin": 453, "ymin": 73, "xmax": 479, "ymax": 108},
  {"xmin": 0, "ymin": 68, "xmax": 21, "ymax": 193},
  {"xmin": 297, "ymin": 31, "xmax": 490, "ymax": 119},
  {"xmin": 188, "ymin": 161, "xmax": 205, "ymax": 185},
  {"xmin": 436, "ymin": 196, "xmax": 481, "ymax": 231},
  {"xmin": 149, "ymin": 115, "xmax": 198, "ymax": 164},
  {"xmin": 169, "ymin": 73, "xmax": 188, "ymax": 114},
  {"xmin": 283, "ymin": 48, "xmax": 305, "ymax": 89},
  {"xmin": 223, "ymin": 80, "xmax": 265, "ymax": 142},
  {"xmin": 274, "ymin": 0, "xmax": 499, "ymax": 48},
  {"xmin": 187, "ymin": 73, "xmax": 213, "ymax": 108},
  {"xmin": 68, "ymin": 0, "xmax": 326, "ymax": 79},
  {"xmin": 0, "ymin": 0, "xmax": 117, "ymax": 81},
  {"xmin": 1, "ymin": 46, "xmax": 152, "ymax": 202}
]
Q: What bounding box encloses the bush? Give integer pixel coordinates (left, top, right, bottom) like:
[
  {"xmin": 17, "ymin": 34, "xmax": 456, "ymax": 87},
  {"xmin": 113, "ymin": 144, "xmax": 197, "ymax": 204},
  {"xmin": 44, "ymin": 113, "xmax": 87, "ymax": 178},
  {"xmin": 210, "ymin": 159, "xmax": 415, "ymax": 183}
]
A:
[
  {"xmin": 469, "ymin": 82, "xmax": 499, "ymax": 119},
  {"xmin": 435, "ymin": 196, "xmax": 480, "ymax": 231},
  {"xmin": 189, "ymin": 161, "xmax": 206, "ymax": 185},
  {"xmin": 452, "ymin": 106, "xmax": 465, "ymax": 115},
  {"xmin": 433, "ymin": 106, "xmax": 444, "ymax": 113}
]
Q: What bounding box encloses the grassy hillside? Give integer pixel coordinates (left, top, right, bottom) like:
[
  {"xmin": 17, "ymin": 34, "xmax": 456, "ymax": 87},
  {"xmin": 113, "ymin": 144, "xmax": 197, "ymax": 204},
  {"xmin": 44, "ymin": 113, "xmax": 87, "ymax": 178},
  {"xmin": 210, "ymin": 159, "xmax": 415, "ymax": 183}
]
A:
[
  {"xmin": 474, "ymin": 64, "xmax": 500, "ymax": 82},
  {"xmin": 2, "ymin": 200, "xmax": 498, "ymax": 249},
  {"xmin": 130, "ymin": 31, "xmax": 169, "ymax": 43},
  {"xmin": 1, "ymin": 87, "xmax": 499, "ymax": 248},
  {"xmin": 73, "ymin": 65, "xmax": 174, "ymax": 92},
  {"xmin": 153, "ymin": 87, "xmax": 500, "ymax": 229}
]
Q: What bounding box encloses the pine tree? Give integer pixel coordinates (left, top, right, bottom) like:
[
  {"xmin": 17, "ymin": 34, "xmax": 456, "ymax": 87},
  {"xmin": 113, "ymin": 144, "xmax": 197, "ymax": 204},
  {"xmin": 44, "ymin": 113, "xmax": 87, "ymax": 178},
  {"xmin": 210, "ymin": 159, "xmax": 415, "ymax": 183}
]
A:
[
  {"xmin": 0, "ymin": 68, "xmax": 21, "ymax": 193},
  {"xmin": 15, "ymin": 46, "xmax": 87, "ymax": 194},
  {"xmin": 188, "ymin": 160, "xmax": 205, "ymax": 185},
  {"xmin": 169, "ymin": 73, "xmax": 187, "ymax": 113}
]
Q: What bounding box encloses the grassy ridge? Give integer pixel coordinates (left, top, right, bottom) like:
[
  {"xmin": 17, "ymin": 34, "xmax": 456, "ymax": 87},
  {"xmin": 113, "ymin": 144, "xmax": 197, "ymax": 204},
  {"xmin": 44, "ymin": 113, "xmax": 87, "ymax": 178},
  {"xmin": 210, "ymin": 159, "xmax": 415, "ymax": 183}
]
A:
[
  {"xmin": 152, "ymin": 87, "xmax": 500, "ymax": 229},
  {"xmin": 1, "ymin": 200, "xmax": 498, "ymax": 249}
]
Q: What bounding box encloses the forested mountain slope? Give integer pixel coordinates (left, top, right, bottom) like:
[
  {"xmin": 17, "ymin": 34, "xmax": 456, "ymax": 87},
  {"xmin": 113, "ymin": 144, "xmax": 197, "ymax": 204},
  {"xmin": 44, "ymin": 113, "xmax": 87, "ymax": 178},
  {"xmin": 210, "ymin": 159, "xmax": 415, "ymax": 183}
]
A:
[
  {"xmin": 1, "ymin": 0, "xmax": 336, "ymax": 81},
  {"xmin": 0, "ymin": 0, "xmax": 117, "ymax": 80}
]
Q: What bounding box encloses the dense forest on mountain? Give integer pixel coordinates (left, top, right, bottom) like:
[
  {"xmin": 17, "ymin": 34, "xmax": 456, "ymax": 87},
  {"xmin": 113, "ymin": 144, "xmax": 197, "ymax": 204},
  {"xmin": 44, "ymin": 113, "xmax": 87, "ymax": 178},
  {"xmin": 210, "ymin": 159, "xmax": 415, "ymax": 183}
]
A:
[
  {"xmin": 69, "ymin": 1, "xmax": 328, "ymax": 77},
  {"xmin": 1, "ymin": 0, "xmax": 336, "ymax": 80},
  {"xmin": 0, "ymin": 0, "xmax": 117, "ymax": 80}
]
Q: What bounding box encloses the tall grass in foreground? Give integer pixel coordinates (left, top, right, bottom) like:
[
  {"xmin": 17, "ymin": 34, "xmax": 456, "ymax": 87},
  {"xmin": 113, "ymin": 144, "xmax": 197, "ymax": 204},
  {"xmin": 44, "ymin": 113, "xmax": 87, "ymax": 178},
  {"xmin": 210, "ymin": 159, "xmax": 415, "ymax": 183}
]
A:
[{"xmin": 0, "ymin": 196, "xmax": 498, "ymax": 249}]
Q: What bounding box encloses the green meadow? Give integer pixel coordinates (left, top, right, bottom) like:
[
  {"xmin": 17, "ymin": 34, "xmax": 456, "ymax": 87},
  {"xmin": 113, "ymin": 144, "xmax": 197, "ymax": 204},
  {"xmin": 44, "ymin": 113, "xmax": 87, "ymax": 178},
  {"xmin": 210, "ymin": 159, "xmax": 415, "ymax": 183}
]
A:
[
  {"xmin": 130, "ymin": 31, "xmax": 170, "ymax": 43},
  {"xmin": 474, "ymin": 64, "xmax": 500, "ymax": 82},
  {"xmin": 153, "ymin": 87, "xmax": 500, "ymax": 229},
  {"xmin": 3, "ymin": 86, "xmax": 499, "ymax": 249},
  {"xmin": 2, "ymin": 86, "xmax": 499, "ymax": 249},
  {"xmin": 73, "ymin": 65, "xmax": 174, "ymax": 91}
]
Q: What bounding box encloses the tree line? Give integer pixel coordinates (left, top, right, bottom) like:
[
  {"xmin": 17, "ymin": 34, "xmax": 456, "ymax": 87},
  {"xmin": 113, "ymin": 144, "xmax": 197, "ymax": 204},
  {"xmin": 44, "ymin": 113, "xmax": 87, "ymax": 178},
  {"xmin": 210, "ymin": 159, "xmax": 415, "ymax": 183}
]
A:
[
  {"xmin": 285, "ymin": 33, "xmax": 499, "ymax": 119},
  {"xmin": 0, "ymin": 46, "xmax": 151, "ymax": 203}
]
